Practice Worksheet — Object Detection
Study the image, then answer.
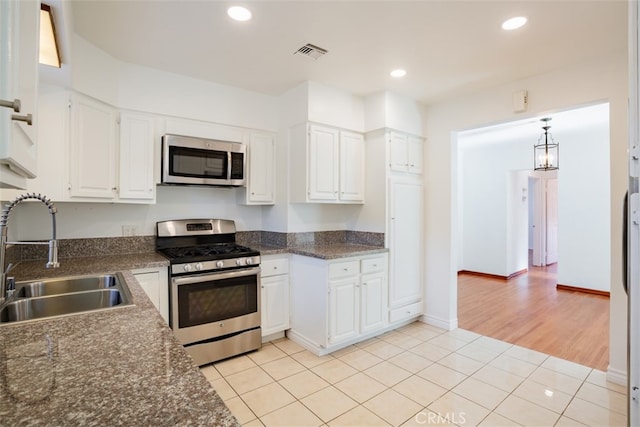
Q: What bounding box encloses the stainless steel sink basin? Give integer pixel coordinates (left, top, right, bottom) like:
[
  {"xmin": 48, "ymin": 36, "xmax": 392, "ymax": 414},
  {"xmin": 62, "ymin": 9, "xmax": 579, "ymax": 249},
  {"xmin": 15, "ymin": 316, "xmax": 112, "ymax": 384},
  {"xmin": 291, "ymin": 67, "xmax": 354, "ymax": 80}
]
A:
[
  {"xmin": 0, "ymin": 289, "xmax": 126, "ymax": 322},
  {"xmin": 15, "ymin": 274, "xmax": 117, "ymax": 297},
  {"xmin": 0, "ymin": 272, "xmax": 134, "ymax": 324}
]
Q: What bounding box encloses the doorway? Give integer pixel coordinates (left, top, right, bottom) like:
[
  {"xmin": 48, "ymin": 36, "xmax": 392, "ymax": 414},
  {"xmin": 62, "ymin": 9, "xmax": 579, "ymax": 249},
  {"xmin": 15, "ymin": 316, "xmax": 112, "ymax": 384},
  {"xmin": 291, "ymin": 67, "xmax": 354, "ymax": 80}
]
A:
[{"xmin": 529, "ymin": 174, "xmax": 558, "ymax": 267}]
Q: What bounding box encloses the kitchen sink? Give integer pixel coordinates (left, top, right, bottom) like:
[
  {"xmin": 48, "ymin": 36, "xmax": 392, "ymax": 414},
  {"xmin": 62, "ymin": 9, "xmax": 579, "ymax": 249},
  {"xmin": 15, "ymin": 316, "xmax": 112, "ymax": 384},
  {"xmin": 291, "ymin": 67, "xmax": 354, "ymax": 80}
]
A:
[
  {"xmin": 15, "ymin": 274, "xmax": 118, "ymax": 297},
  {"xmin": 0, "ymin": 273, "xmax": 134, "ymax": 324}
]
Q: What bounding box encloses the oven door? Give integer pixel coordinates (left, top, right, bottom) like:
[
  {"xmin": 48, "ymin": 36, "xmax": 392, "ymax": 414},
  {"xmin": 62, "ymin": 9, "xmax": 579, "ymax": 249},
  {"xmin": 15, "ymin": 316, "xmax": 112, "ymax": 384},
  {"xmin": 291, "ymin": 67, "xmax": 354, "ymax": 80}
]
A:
[{"xmin": 170, "ymin": 267, "xmax": 260, "ymax": 345}]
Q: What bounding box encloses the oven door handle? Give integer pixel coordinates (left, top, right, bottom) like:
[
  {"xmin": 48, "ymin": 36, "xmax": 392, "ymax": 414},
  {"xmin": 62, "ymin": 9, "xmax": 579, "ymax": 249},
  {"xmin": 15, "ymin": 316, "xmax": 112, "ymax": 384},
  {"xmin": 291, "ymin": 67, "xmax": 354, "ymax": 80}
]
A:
[{"xmin": 173, "ymin": 266, "xmax": 261, "ymax": 286}]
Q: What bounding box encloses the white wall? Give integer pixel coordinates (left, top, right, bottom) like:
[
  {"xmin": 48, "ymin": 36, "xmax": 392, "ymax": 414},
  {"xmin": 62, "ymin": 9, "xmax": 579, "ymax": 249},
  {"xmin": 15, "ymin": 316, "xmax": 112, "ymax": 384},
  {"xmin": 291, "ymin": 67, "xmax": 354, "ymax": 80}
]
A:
[
  {"xmin": 425, "ymin": 51, "xmax": 627, "ymax": 379},
  {"xmin": 7, "ymin": 185, "xmax": 264, "ymax": 241},
  {"xmin": 364, "ymin": 91, "xmax": 427, "ymax": 136},
  {"xmin": 556, "ymin": 111, "xmax": 611, "ymax": 292},
  {"xmin": 506, "ymin": 170, "xmax": 530, "ymax": 276}
]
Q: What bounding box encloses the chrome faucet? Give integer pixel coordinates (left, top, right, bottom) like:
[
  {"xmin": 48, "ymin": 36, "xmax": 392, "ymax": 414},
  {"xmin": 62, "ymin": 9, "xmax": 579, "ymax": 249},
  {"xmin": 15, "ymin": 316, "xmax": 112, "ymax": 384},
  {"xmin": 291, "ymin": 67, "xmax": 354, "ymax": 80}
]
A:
[{"xmin": 0, "ymin": 193, "xmax": 59, "ymax": 301}]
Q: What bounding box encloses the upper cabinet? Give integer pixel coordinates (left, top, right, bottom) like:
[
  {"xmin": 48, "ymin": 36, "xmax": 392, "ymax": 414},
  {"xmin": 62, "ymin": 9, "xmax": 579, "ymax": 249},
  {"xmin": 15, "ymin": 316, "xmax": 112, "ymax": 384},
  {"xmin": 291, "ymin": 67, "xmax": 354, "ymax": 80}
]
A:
[
  {"xmin": 389, "ymin": 131, "xmax": 423, "ymax": 175},
  {"xmin": 290, "ymin": 123, "xmax": 365, "ymax": 204},
  {"xmin": 118, "ymin": 112, "xmax": 155, "ymax": 201},
  {"xmin": 0, "ymin": 0, "xmax": 39, "ymax": 189},
  {"xmin": 69, "ymin": 94, "xmax": 118, "ymax": 199},
  {"xmin": 238, "ymin": 130, "xmax": 276, "ymax": 205},
  {"xmin": 68, "ymin": 93, "xmax": 156, "ymax": 203}
]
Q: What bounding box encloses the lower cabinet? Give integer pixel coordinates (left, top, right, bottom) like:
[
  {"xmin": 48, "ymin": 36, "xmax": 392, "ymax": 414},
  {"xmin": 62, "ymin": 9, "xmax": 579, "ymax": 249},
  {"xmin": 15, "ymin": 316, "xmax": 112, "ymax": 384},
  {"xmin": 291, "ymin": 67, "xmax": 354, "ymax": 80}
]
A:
[
  {"xmin": 289, "ymin": 252, "xmax": 388, "ymax": 354},
  {"xmin": 260, "ymin": 255, "xmax": 290, "ymax": 337},
  {"xmin": 131, "ymin": 267, "xmax": 169, "ymax": 323}
]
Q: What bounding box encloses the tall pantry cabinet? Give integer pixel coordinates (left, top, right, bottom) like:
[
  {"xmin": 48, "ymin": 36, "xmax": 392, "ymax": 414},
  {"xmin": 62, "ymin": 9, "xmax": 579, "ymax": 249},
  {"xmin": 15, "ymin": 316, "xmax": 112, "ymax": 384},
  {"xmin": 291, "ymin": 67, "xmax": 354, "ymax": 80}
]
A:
[{"xmin": 365, "ymin": 129, "xmax": 425, "ymax": 326}]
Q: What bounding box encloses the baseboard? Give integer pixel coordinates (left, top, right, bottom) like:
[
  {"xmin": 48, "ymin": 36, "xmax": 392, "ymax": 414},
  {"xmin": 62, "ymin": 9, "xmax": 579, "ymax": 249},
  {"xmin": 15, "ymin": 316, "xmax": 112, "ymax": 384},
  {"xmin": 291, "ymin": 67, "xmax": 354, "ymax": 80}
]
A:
[
  {"xmin": 421, "ymin": 314, "xmax": 458, "ymax": 331},
  {"xmin": 556, "ymin": 284, "xmax": 610, "ymax": 297},
  {"xmin": 458, "ymin": 269, "xmax": 527, "ymax": 280},
  {"xmin": 607, "ymin": 366, "xmax": 627, "ymax": 386}
]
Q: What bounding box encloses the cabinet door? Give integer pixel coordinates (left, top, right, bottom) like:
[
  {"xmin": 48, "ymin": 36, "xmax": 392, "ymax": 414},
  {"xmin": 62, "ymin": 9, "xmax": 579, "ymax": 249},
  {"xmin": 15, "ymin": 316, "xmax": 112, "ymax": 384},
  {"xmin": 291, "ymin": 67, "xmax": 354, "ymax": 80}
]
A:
[
  {"xmin": 247, "ymin": 131, "xmax": 275, "ymax": 204},
  {"xmin": 261, "ymin": 274, "xmax": 290, "ymax": 336},
  {"xmin": 308, "ymin": 125, "xmax": 339, "ymax": 201},
  {"xmin": 328, "ymin": 276, "xmax": 359, "ymax": 345},
  {"xmin": 69, "ymin": 95, "xmax": 117, "ymax": 199},
  {"xmin": 339, "ymin": 131, "xmax": 365, "ymax": 202},
  {"xmin": 360, "ymin": 272, "xmax": 387, "ymax": 334},
  {"xmin": 0, "ymin": 0, "xmax": 39, "ymax": 186},
  {"xmin": 389, "ymin": 132, "xmax": 408, "ymax": 172},
  {"xmin": 119, "ymin": 112, "xmax": 155, "ymax": 200},
  {"xmin": 133, "ymin": 268, "xmax": 169, "ymax": 323},
  {"xmin": 389, "ymin": 180, "xmax": 424, "ymax": 308},
  {"xmin": 407, "ymin": 135, "xmax": 423, "ymax": 174}
]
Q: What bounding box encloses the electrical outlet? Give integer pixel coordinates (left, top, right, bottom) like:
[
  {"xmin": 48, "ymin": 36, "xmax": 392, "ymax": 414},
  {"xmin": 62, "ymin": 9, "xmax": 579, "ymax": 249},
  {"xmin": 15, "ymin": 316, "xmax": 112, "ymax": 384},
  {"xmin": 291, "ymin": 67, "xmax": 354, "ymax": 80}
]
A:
[{"xmin": 122, "ymin": 225, "xmax": 137, "ymax": 236}]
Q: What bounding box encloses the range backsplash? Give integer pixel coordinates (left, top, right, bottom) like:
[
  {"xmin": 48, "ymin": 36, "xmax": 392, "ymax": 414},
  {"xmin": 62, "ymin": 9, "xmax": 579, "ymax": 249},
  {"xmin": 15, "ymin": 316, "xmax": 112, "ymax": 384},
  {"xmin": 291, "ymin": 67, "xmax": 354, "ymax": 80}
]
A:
[{"xmin": 13, "ymin": 231, "xmax": 384, "ymax": 262}]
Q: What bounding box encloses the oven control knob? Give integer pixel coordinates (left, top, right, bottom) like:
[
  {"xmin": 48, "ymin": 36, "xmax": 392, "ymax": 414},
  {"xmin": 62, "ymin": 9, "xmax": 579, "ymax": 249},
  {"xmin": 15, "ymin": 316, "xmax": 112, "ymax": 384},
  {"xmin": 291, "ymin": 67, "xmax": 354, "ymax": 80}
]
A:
[
  {"xmin": 183, "ymin": 264, "xmax": 193, "ymax": 272},
  {"xmin": 246, "ymin": 258, "xmax": 253, "ymax": 265},
  {"xmin": 216, "ymin": 261, "xmax": 224, "ymax": 268},
  {"xmin": 236, "ymin": 259, "xmax": 243, "ymax": 266},
  {"xmin": 195, "ymin": 262, "xmax": 203, "ymax": 271}
]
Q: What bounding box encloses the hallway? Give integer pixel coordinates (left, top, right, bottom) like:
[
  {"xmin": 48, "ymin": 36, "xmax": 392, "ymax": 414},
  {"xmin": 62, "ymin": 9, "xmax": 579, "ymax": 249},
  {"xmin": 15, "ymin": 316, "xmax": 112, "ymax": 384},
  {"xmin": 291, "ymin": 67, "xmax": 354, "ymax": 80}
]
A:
[{"xmin": 457, "ymin": 263, "xmax": 610, "ymax": 371}]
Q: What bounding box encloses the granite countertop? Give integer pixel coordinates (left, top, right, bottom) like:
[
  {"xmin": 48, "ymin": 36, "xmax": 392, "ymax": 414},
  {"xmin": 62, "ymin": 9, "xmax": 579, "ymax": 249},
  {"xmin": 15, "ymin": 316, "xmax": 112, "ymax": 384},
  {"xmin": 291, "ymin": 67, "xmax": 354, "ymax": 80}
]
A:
[
  {"xmin": 253, "ymin": 243, "xmax": 388, "ymax": 259},
  {"xmin": 0, "ymin": 256, "xmax": 238, "ymax": 426},
  {"xmin": 8, "ymin": 252, "xmax": 170, "ymax": 281}
]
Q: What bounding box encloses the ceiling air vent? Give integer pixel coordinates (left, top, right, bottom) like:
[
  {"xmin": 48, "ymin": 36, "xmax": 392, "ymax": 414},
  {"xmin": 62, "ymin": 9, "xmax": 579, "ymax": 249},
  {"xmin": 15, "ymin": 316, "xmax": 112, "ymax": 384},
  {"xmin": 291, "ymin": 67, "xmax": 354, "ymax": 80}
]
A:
[{"xmin": 294, "ymin": 43, "xmax": 328, "ymax": 60}]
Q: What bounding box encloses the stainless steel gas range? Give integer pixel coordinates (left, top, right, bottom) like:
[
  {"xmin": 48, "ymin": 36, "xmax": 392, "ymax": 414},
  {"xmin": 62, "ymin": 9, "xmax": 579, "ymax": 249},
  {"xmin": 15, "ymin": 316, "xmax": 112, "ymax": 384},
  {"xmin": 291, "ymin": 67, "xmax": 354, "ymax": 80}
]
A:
[{"xmin": 156, "ymin": 219, "xmax": 261, "ymax": 366}]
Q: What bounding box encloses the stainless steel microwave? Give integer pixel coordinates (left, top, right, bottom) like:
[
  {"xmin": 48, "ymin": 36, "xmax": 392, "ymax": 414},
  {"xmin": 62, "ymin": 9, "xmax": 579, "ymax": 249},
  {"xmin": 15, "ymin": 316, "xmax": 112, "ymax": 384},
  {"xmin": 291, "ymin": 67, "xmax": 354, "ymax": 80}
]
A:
[{"xmin": 161, "ymin": 134, "xmax": 246, "ymax": 187}]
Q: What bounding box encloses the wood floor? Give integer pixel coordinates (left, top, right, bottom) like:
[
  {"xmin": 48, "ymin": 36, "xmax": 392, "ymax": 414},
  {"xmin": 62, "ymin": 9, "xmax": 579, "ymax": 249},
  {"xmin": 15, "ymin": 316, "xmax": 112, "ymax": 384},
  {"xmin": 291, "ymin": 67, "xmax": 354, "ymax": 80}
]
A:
[{"xmin": 457, "ymin": 261, "xmax": 610, "ymax": 371}]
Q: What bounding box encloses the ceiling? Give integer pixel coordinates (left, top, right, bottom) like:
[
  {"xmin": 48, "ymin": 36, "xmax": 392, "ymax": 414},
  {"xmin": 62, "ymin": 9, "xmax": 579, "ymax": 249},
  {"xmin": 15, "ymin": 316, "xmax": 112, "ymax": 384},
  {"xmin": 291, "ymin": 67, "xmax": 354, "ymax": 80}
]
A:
[{"xmin": 67, "ymin": 0, "xmax": 627, "ymax": 105}]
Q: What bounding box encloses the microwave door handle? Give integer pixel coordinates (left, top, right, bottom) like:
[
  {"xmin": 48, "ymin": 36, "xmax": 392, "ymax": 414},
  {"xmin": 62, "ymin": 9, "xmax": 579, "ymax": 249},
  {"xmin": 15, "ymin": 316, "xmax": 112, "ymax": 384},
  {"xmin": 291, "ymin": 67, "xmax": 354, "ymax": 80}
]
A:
[{"xmin": 227, "ymin": 151, "xmax": 232, "ymax": 181}]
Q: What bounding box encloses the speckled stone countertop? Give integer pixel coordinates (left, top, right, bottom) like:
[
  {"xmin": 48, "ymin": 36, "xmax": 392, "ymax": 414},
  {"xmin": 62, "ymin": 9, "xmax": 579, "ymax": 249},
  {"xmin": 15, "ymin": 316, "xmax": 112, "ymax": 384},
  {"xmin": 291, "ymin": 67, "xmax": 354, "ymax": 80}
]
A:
[
  {"xmin": 254, "ymin": 243, "xmax": 388, "ymax": 259},
  {"xmin": 0, "ymin": 256, "xmax": 239, "ymax": 426},
  {"xmin": 9, "ymin": 252, "xmax": 170, "ymax": 281}
]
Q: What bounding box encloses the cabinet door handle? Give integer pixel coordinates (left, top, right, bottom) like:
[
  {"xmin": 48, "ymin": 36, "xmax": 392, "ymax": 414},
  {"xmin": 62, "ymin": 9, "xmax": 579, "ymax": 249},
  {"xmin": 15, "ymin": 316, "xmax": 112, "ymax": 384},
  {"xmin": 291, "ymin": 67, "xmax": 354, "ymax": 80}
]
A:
[
  {"xmin": 12, "ymin": 113, "xmax": 32, "ymax": 126},
  {"xmin": 0, "ymin": 98, "xmax": 21, "ymax": 112}
]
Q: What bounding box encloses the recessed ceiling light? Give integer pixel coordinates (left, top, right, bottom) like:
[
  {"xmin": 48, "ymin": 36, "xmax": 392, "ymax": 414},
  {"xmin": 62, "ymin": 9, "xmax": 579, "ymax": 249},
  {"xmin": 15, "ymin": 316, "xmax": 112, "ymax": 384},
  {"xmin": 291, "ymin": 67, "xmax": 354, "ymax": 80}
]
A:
[
  {"xmin": 502, "ymin": 16, "xmax": 527, "ymax": 30},
  {"xmin": 227, "ymin": 6, "xmax": 252, "ymax": 21},
  {"xmin": 390, "ymin": 69, "xmax": 407, "ymax": 78}
]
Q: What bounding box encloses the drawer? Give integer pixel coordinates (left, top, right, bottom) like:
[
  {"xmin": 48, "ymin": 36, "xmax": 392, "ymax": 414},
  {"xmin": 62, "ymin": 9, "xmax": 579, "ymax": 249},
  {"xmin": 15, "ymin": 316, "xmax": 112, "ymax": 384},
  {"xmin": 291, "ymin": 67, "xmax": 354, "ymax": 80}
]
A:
[
  {"xmin": 389, "ymin": 301, "xmax": 423, "ymax": 323},
  {"xmin": 328, "ymin": 260, "xmax": 359, "ymax": 279},
  {"xmin": 361, "ymin": 256, "xmax": 386, "ymax": 274},
  {"xmin": 261, "ymin": 258, "xmax": 289, "ymax": 277}
]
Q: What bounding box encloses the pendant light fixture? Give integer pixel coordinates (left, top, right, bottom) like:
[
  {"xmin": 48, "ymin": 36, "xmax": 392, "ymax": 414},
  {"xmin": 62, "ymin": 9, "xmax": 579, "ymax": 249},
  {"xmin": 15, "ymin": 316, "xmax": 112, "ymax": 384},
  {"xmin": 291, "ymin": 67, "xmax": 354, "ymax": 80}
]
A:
[{"xmin": 534, "ymin": 117, "xmax": 559, "ymax": 171}]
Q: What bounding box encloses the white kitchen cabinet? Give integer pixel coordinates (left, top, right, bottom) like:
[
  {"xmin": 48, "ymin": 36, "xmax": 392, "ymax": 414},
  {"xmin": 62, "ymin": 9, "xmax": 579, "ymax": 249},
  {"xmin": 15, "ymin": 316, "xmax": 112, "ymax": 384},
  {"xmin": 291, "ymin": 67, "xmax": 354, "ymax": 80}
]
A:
[
  {"xmin": 69, "ymin": 94, "xmax": 118, "ymax": 199},
  {"xmin": 0, "ymin": 0, "xmax": 39, "ymax": 189},
  {"xmin": 388, "ymin": 178, "xmax": 424, "ymax": 323},
  {"xmin": 289, "ymin": 252, "xmax": 388, "ymax": 355},
  {"xmin": 132, "ymin": 267, "xmax": 169, "ymax": 323},
  {"xmin": 239, "ymin": 130, "xmax": 276, "ymax": 205},
  {"xmin": 290, "ymin": 123, "xmax": 365, "ymax": 204},
  {"xmin": 118, "ymin": 112, "xmax": 155, "ymax": 201},
  {"xmin": 329, "ymin": 275, "xmax": 359, "ymax": 345},
  {"xmin": 68, "ymin": 94, "xmax": 156, "ymax": 203},
  {"xmin": 260, "ymin": 255, "xmax": 289, "ymax": 337},
  {"xmin": 389, "ymin": 131, "xmax": 424, "ymax": 174},
  {"xmin": 339, "ymin": 130, "xmax": 365, "ymax": 202},
  {"xmin": 309, "ymin": 124, "xmax": 340, "ymax": 201},
  {"xmin": 360, "ymin": 258, "xmax": 387, "ymax": 334}
]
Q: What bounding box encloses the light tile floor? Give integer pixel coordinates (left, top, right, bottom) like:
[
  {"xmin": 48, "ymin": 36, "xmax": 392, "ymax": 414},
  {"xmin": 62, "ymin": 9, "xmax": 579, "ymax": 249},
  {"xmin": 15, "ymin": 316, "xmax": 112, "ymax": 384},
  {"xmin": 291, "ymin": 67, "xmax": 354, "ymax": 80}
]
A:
[{"xmin": 200, "ymin": 322, "xmax": 627, "ymax": 426}]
